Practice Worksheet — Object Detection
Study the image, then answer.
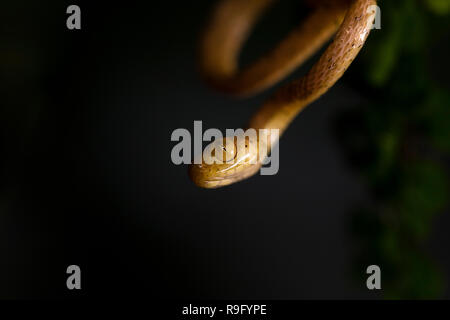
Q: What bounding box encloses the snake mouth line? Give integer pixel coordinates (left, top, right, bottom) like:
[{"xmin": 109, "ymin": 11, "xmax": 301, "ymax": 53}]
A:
[{"xmin": 203, "ymin": 164, "xmax": 262, "ymax": 185}]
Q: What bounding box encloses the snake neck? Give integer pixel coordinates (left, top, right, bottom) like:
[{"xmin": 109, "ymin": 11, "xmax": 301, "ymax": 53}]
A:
[
  {"xmin": 249, "ymin": 0, "xmax": 377, "ymax": 135},
  {"xmin": 247, "ymin": 80, "xmax": 319, "ymax": 136}
]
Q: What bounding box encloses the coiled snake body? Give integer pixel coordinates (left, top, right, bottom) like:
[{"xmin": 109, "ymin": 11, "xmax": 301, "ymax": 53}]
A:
[{"xmin": 189, "ymin": 0, "xmax": 377, "ymax": 188}]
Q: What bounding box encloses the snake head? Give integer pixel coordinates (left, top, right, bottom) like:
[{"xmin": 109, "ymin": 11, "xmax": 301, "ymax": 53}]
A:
[{"xmin": 188, "ymin": 132, "xmax": 266, "ymax": 188}]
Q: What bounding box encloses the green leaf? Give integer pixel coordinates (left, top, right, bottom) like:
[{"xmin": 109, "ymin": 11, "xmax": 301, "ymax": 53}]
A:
[{"xmin": 424, "ymin": 0, "xmax": 450, "ymax": 15}]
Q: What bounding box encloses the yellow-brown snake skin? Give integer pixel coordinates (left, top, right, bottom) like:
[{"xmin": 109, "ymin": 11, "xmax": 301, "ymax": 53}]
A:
[{"xmin": 189, "ymin": 0, "xmax": 377, "ymax": 188}]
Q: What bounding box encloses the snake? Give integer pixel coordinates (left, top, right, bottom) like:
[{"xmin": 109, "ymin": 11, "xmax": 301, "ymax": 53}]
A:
[{"xmin": 189, "ymin": 0, "xmax": 377, "ymax": 188}]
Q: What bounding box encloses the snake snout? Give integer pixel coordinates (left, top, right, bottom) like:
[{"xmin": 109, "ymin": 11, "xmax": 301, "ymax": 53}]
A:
[{"xmin": 188, "ymin": 135, "xmax": 262, "ymax": 188}]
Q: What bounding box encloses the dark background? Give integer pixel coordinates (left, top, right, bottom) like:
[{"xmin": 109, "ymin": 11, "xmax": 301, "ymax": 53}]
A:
[{"xmin": 1, "ymin": 0, "xmax": 449, "ymax": 299}]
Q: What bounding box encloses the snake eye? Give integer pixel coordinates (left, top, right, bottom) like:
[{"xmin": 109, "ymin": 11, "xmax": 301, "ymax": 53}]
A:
[{"xmin": 221, "ymin": 137, "xmax": 237, "ymax": 163}]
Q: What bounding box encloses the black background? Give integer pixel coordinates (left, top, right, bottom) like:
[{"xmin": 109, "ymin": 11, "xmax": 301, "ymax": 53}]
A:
[{"xmin": 1, "ymin": 0, "xmax": 449, "ymax": 299}]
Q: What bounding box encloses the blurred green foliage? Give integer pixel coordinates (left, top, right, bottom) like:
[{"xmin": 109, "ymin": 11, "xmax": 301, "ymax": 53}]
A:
[
  {"xmin": 425, "ymin": 0, "xmax": 450, "ymax": 15},
  {"xmin": 336, "ymin": 0, "xmax": 450, "ymax": 298}
]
